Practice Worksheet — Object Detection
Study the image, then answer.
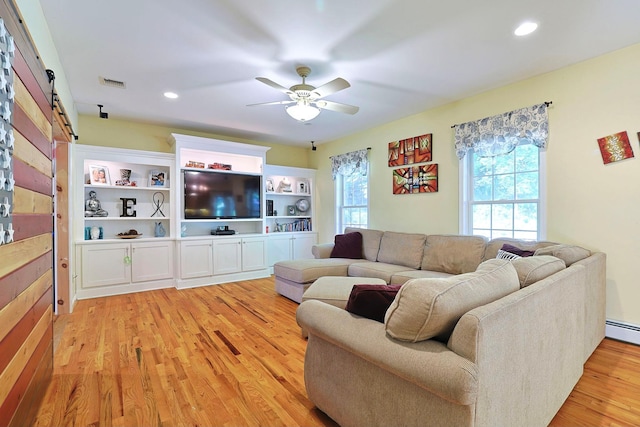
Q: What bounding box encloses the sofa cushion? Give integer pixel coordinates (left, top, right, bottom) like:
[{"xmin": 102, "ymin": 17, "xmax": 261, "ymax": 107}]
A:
[
  {"xmin": 484, "ymin": 238, "xmax": 556, "ymax": 261},
  {"xmin": 345, "ymin": 227, "xmax": 383, "ymax": 262},
  {"xmin": 389, "ymin": 269, "xmax": 454, "ymax": 286},
  {"xmin": 534, "ymin": 244, "xmax": 591, "ymax": 267},
  {"xmin": 274, "ymin": 258, "xmax": 357, "ymax": 284},
  {"xmin": 384, "ymin": 259, "xmax": 519, "ymax": 342},
  {"xmin": 511, "ymin": 255, "xmax": 566, "ymax": 287},
  {"xmin": 330, "ymin": 232, "xmax": 363, "ymax": 259},
  {"xmin": 421, "ymin": 234, "xmax": 487, "ymax": 274},
  {"xmin": 348, "ymin": 261, "xmax": 415, "ymax": 284},
  {"xmin": 345, "ymin": 284, "xmax": 403, "ymax": 323},
  {"xmin": 302, "ymin": 276, "xmax": 387, "ymax": 308},
  {"xmin": 377, "ymin": 231, "xmax": 427, "ymax": 269}
]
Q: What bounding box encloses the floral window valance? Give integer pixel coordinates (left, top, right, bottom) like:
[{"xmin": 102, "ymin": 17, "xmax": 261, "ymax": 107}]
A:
[
  {"xmin": 330, "ymin": 148, "xmax": 369, "ymax": 180},
  {"xmin": 454, "ymin": 103, "xmax": 549, "ymax": 159}
]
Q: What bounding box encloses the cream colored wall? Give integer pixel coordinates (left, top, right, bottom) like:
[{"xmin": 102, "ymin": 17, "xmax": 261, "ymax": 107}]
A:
[
  {"xmin": 17, "ymin": 0, "xmax": 78, "ymax": 130},
  {"xmin": 312, "ymin": 43, "xmax": 640, "ymax": 326},
  {"xmin": 77, "ymin": 115, "xmax": 311, "ymax": 168}
]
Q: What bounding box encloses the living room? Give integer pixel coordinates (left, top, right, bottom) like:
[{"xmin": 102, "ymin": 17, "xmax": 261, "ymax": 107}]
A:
[{"xmin": 2, "ymin": 0, "xmax": 640, "ymax": 426}]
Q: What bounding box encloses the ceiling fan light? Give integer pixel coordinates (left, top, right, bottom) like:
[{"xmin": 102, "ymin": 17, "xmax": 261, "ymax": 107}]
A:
[{"xmin": 286, "ymin": 102, "xmax": 320, "ymax": 121}]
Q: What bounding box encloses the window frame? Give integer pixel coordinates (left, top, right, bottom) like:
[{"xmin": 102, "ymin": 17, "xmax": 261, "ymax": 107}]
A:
[
  {"xmin": 335, "ymin": 169, "xmax": 369, "ymax": 235},
  {"xmin": 459, "ymin": 145, "xmax": 547, "ymax": 240}
]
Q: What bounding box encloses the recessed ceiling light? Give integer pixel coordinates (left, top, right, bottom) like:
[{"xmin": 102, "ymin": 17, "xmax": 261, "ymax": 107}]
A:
[
  {"xmin": 163, "ymin": 91, "xmax": 179, "ymax": 99},
  {"xmin": 514, "ymin": 22, "xmax": 538, "ymax": 36}
]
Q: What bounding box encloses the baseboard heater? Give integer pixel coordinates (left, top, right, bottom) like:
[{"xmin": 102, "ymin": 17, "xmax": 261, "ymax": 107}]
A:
[{"xmin": 606, "ymin": 319, "xmax": 640, "ymax": 345}]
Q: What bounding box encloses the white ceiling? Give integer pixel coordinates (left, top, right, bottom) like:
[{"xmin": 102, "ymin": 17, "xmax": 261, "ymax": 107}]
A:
[{"xmin": 39, "ymin": 0, "xmax": 640, "ymax": 147}]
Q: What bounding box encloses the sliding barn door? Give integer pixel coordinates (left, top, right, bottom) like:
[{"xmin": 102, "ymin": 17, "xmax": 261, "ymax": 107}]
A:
[{"xmin": 0, "ymin": 2, "xmax": 55, "ymax": 426}]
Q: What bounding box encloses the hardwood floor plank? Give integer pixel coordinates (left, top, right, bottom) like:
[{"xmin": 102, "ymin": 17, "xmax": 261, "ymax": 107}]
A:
[{"xmin": 35, "ymin": 277, "xmax": 640, "ymax": 427}]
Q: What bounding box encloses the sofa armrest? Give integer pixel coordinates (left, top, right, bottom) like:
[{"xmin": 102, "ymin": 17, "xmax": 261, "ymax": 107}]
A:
[
  {"xmin": 312, "ymin": 243, "xmax": 334, "ymax": 259},
  {"xmin": 447, "ymin": 264, "xmax": 587, "ymax": 427},
  {"xmin": 297, "ymin": 300, "xmax": 478, "ymax": 405}
]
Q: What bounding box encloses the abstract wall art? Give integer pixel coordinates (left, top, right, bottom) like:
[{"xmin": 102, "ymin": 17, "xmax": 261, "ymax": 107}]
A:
[
  {"xmin": 597, "ymin": 131, "xmax": 634, "ymax": 164},
  {"xmin": 388, "ymin": 133, "xmax": 432, "ymax": 166},
  {"xmin": 392, "ymin": 164, "xmax": 438, "ymax": 194}
]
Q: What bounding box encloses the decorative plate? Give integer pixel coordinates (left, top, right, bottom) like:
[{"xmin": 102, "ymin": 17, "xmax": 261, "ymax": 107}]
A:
[
  {"xmin": 117, "ymin": 234, "xmax": 142, "ymax": 239},
  {"xmin": 295, "ymin": 198, "xmax": 310, "ymax": 212}
]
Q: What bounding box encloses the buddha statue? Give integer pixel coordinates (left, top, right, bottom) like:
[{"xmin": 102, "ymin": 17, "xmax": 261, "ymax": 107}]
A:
[{"xmin": 85, "ymin": 190, "xmax": 108, "ymax": 217}]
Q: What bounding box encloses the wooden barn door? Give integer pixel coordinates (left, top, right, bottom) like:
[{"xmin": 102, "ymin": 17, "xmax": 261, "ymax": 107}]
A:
[{"xmin": 0, "ymin": 2, "xmax": 55, "ymax": 426}]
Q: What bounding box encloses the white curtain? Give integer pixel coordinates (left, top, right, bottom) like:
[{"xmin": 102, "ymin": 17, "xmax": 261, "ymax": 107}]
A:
[
  {"xmin": 330, "ymin": 148, "xmax": 369, "ymax": 180},
  {"xmin": 454, "ymin": 103, "xmax": 549, "ymax": 159}
]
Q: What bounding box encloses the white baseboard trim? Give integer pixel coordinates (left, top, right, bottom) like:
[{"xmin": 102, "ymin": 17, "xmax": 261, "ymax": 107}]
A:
[{"xmin": 605, "ymin": 319, "xmax": 640, "ymax": 345}]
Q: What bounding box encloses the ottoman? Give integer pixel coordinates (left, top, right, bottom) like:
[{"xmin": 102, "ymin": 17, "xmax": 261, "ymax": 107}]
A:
[{"xmin": 299, "ymin": 276, "xmax": 387, "ymax": 337}]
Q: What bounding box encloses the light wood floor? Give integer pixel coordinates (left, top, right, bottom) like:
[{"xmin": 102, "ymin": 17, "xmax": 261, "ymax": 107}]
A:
[{"xmin": 35, "ymin": 277, "xmax": 640, "ymax": 427}]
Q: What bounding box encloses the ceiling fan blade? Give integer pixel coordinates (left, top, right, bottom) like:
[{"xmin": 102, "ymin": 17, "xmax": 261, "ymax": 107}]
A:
[
  {"xmin": 247, "ymin": 100, "xmax": 296, "ymax": 107},
  {"xmin": 255, "ymin": 77, "xmax": 293, "ymax": 95},
  {"xmin": 311, "ymin": 78, "xmax": 350, "ymax": 98},
  {"xmin": 315, "ymin": 100, "xmax": 359, "ymax": 115}
]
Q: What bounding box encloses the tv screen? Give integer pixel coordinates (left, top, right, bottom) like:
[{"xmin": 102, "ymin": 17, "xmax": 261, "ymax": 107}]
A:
[{"xmin": 183, "ymin": 170, "xmax": 262, "ymax": 219}]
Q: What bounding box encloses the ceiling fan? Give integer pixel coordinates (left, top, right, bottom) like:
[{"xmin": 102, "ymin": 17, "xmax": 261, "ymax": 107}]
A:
[{"xmin": 248, "ymin": 66, "xmax": 359, "ymax": 122}]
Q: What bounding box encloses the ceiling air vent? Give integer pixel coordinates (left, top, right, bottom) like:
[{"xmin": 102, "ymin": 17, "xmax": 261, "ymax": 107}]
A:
[{"xmin": 99, "ymin": 76, "xmax": 126, "ymax": 89}]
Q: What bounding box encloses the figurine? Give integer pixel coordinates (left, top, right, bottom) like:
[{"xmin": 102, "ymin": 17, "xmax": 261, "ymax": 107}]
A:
[{"xmin": 85, "ymin": 190, "xmax": 108, "ymax": 217}]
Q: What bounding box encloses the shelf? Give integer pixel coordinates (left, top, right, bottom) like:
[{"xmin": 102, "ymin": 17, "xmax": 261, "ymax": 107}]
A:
[
  {"xmin": 180, "ymin": 167, "xmax": 261, "ymax": 177},
  {"xmin": 85, "ymin": 184, "xmax": 170, "ymax": 191},
  {"xmin": 182, "ymin": 218, "xmax": 262, "ymax": 223},
  {"xmin": 267, "ymin": 215, "xmax": 311, "ymax": 220},
  {"xmin": 77, "ymin": 236, "xmax": 173, "ymax": 244},
  {"xmin": 266, "ymin": 191, "xmax": 311, "ymax": 197},
  {"xmin": 84, "ymin": 216, "xmax": 170, "ymax": 221}
]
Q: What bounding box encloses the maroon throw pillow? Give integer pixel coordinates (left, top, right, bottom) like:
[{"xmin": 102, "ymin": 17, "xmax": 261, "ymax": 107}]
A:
[
  {"xmin": 345, "ymin": 284, "xmax": 403, "ymax": 323},
  {"xmin": 501, "ymin": 243, "xmax": 535, "ymax": 257},
  {"xmin": 330, "ymin": 232, "xmax": 363, "ymax": 259}
]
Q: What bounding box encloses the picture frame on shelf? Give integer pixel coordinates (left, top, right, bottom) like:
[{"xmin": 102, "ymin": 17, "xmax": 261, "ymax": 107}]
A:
[
  {"xmin": 287, "ymin": 205, "xmax": 296, "ymax": 216},
  {"xmin": 266, "ymin": 178, "xmax": 274, "ymax": 192},
  {"xmin": 298, "ymin": 180, "xmax": 309, "ymax": 194},
  {"xmin": 89, "ymin": 165, "xmax": 110, "ymax": 185},
  {"xmin": 149, "ymin": 169, "xmax": 167, "ymax": 187}
]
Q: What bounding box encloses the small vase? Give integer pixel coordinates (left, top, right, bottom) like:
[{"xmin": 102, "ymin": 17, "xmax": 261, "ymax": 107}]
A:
[{"xmin": 154, "ymin": 222, "xmax": 166, "ymax": 237}]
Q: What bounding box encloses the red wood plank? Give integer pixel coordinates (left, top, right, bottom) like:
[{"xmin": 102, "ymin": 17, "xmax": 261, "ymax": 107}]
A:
[
  {"xmin": 13, "ymin": 157, "xmax": 52, "ymax": 196},
  {"xmin": 12, "ymin": 46, "xmax": 51, "ymax": 122},
  {"xmin": 0, "ymin": 290, "xmax": 51, "ymax": 374},
  {"xmin": 0, "ymin": 252, "xmax": 52, "ymax": 309},
  {"xmin": 13, "ymin": 107, "xmax": 52, "ymax": 160},
  {"xmin": 0, "ymin": 316, "xmax": 52, "ymax": 427},
  {"xmin": 11, "ymin": 214, "xmax": 52, "ymax": 242}
]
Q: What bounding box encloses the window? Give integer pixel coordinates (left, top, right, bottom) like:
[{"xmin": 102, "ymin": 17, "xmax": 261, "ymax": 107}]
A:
[
  {"xmin": 336, "ymin": 171, "xmax": 368, "ymax": 233},
  {"xmin": 461, "ymin": 144, "xmax": 545, "ymax": 239},
  {"xmin": 330, "ymin": 149, "xmax": 370, "ymax": 234}
]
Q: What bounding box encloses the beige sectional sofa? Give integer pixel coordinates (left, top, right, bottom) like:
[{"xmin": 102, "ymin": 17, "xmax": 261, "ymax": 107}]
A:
[{"xmin": 274, "ymin": 228, "xmax": 606, "ymax": 427}]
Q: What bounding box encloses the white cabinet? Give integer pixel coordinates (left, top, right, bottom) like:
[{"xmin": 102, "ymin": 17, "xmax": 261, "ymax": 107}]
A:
[
  {"xmin": 73, "ymin": 145, "xmax": 177, "ymax": 299},
  {"xmin": 180, "ymin": 239, "xmax": 213, "ymax": 279},
  {"xmin": 213, "ymin": 238, "xmax": 243, "ymax": 275},
  {"xmin": 267, "ymin": 232, "xmax": 317, "ymax": 268},
  {"xmin": 81, "ymin": 243, "xmax": 131, "ymax": 288},
  {"xmin": 177, "ymin": 236, "xmax": 269, "ymax": 289},
  {"xmin": 77, "ymin": 240, "xmax": 174, "ymax": 298},
  {"xmin": 131, "ymin": 241, "xmax": 175, "ymax": 282},
  {"xmin": 241, "ymin": 236, "xmax": 268, "ymax": 271}
]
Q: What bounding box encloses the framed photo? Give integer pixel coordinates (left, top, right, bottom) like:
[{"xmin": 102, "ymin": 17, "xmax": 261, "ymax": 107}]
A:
[
  {"xmin": 266, "ymin": 178, "xmax": 274, "ymax": 192},
  {"xmin": 298, "ymin": 180, "xmax": 309, "ymax": 194},
  {"xmin": 149, "ymin": 169, "xmax": 167, "ymax": 187},
  {"xmin": 89, "ymin": 165, "xmax": 110, "ymax": 185},
  {"xmin": 287, "ymin": 205, "xmax": 296, "ymax": 216}
]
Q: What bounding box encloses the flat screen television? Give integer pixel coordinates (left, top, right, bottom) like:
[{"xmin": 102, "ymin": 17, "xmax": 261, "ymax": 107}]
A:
[{"xmin": 183, "ymin": 170, "xmax": 262, "ymax": 219}]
